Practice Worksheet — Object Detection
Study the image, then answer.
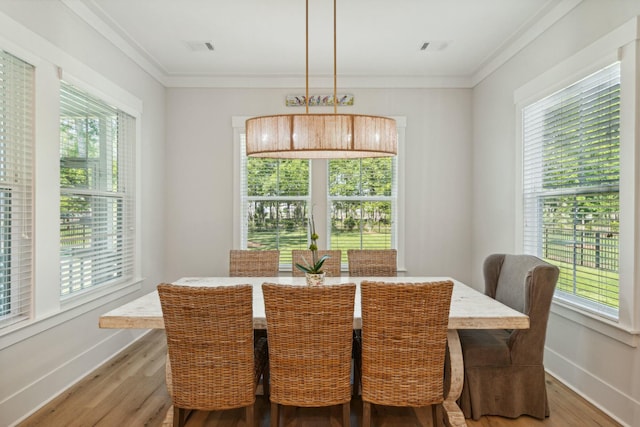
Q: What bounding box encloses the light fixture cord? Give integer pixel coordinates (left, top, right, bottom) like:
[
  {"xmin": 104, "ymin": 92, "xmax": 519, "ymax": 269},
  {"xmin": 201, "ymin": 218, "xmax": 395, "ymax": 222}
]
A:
[
  {"xmin": 333, "ymin": 0, "xmax": 337, "ymax": 114},
  {"xmin": 305, "ymin": 0, "xmax": 309, "ymax": 115}
]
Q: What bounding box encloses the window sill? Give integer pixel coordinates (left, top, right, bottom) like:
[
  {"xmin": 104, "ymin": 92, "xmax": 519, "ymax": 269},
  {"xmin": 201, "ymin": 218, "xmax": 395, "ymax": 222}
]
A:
[
  {"xmin": 60, "ymin": 277, "xmax": 142, "ymax": 311},
  {"xmin": 550, "ymin": 300, "xmax": 639, "ymax": 347},
  {"xmin": 0, "ymin": 277, "xmax": 143, "ymax": 350}
]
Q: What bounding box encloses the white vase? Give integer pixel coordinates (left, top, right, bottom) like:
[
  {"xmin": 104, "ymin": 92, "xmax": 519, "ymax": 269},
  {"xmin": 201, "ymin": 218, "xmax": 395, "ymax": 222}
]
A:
[{"xmin": 305, "ymin": 272, "xmax": 326, "ymax": 286}]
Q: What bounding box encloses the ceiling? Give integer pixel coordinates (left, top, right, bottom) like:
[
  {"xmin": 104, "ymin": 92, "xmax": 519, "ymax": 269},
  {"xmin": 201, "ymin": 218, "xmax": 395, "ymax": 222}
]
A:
[{"xmin": 67, "ymin": 0, "xmax": 580, "ymax": 87}]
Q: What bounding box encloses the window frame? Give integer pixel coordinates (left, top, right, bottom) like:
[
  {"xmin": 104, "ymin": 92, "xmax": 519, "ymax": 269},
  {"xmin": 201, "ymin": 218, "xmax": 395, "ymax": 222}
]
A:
[
  {"xmin": 514, "ymin": 20, "xmax": 640, "ymax": 345},
  {"xmin": 54, "ymin": 73, "xmax": 142, "ymax": 314},
  {"xmin": 327, "ymin": 157, "xmax": 398, "ymax": 262},
  {"xmin": 239, "ymin": 135, "xmax": 312, "ymax": 268},
  {"xmin": 233, "ymin": 116, "xmax": 406, "ymax": 272},
  {"xmin": 59, "ymin": 81, "xmax": 137, "ymax": 299},
  {"xmin": 521, "ymin": 62, "xmax": 621, "ymax": 320},
  {"xmin": 0, "ymin": 50, "xmax": 34, "ymax": 329}
]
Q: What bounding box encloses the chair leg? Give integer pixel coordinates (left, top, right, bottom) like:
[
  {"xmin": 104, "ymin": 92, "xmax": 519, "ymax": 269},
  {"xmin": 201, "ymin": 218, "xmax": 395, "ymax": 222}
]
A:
[
  {"xmin": 173, "ymin": 407, "xmax": 185, "ymax": 427},
  {"xmin": 353, "ymin": 359, "xmax": 361, "ymax": 396},
  {"xmin": 263, "ymin": 364, "xmax": 270, "ymax": 397},
  {"xmin": 352, "ymin": 330, "xmax": 361, "ymax": 396},
  {"xmin": 362, "ymin": 401, "xmax": 371, "ymax": 427},
  {"xmin": 270, "ymin": 402, "xmax": 279, "ymax": 427},
  {"xmin": 246, "ymin": 404, "xmax": 254, "ymax": 427},
  {"xmin": 342, "ymin": 402, "xmax": 350, "ymax": 426},
  {"xmin": 431, "ymin": 403, "xmax": 443, "ymax": 427}
]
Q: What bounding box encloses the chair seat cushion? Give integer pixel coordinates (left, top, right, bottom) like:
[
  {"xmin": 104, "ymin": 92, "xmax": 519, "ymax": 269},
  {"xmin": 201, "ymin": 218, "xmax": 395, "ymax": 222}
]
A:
[{"xmin": 458, "ymin": 329, "xmax": 511, "ymax": 367}]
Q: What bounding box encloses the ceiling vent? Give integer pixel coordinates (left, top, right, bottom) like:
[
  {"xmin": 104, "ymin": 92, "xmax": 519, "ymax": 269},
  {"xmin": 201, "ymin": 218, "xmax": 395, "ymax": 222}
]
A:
[
  {"xmin": 420, "ymin": 41, "xmax": 450, "ymax": 52},
  {"xmin": 186, "ymin": 41, "xmax": 215, "ymax": 52}
]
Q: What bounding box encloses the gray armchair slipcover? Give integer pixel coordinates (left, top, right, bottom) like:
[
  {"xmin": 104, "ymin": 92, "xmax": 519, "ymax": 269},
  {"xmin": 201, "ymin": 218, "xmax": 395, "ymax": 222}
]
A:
[{"xmin": 458, "ymin": 254, "xmax": 559, "ymax": 420}]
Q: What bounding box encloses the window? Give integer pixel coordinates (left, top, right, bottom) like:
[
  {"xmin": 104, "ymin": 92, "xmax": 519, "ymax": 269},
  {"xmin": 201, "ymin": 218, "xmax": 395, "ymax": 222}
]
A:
[
  {"xmin": 522, "ymin": 63, "xmax": 620, "ymax": 319},
  {"xmin": 329, "ymin": 158, "xmax": 396, "ymax": 263},
  {"xmin": 240, "ymin": 134, "xmax": 311, "ymax": 266},
  {"xmin": 237, "ymin": 118, "xmax": 402, "ymax": 269},
  {"xmin": 59, "ymin": 82, "xmax": 136, "ymax": 297},
  {"xmin": 0, "ymin": 50, "xmax": 34, "ymax": 327}
]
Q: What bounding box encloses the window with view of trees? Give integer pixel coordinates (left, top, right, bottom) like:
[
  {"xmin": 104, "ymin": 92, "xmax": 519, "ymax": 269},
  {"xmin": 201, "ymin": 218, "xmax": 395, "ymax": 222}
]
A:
[
  {"xmin": 0, "ymin": 50, "xmax": 34, "ymax": 328},
  {"xmin": 239, "ymin": 128, "xmax": 399, "ymax": 268},
  {"xmin": 240, "ymin": 137, "xmax": 311, "ymax": 266},
  {"xmin": 522, "ymin": 62, "xmax": 620, "ymax": 318},
  {"xmin": 60, "ymin": 82, "xmax": 136, "ymax": 297},
  {"xmin": 329, "ymin": 158, "xmax": 395, "ymax": 263}
]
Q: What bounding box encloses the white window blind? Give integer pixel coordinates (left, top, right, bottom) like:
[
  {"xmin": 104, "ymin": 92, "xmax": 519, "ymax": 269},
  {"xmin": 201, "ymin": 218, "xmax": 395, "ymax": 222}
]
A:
[
  {"xmin": 328, "ymin": 158, "xmax": 396, "ymax": 263},
  {"xmin": 60, "ymin": 82, "xmax": 136, "ymax": 297},
  {"xmin": 522, "ymin": 62, "xmax": 620, "ymax": 318},
  {"xmin": 0, "ymin": 50, "xmax": 34, "ymax": 327},
  {"xmin": 240, "ymin": 134, "xmax": 311, "ymax": 266}
]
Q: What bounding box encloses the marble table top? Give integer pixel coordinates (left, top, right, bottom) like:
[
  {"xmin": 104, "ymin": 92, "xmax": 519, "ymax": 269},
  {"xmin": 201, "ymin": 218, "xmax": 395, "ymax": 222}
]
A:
[{"xmin": 99, "ymin": 276, "xmax": 529, "ymax": 331}]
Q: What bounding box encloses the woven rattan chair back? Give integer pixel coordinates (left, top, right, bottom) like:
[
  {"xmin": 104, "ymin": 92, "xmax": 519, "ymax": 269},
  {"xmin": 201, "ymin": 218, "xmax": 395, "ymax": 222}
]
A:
[
  {"xmin": 347, "ymin": 249, "xmax": 397, "ymax": 276},
  {"xmin": 291, "ymin": 250, "xmax": 342, "ymax": 277},
  {"xmin": 229, "ymin": 250, "xmax": 280, "ymax": 276},
  {"xmin": 262, "ymin": 283, "xmax": 356, "ymax": 426},
  {"xmin": 360, "ymin": 280, "xmax": 454, "ymax": 427},
  {"xmin": 158, "ymin": 283, "xmax": 266, "ymax": 427}
]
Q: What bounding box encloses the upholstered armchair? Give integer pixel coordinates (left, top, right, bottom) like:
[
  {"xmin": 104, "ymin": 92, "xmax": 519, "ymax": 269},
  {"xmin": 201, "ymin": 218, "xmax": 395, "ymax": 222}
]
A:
[{"xmin": 458, "ymin": 254, "xmax": 559, "ymax": 420}]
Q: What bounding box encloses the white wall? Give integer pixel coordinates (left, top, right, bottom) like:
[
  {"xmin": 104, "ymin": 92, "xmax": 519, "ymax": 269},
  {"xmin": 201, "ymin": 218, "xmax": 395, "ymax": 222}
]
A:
[
  {"xmin": 471, "ymin": 1, "xmax": 640, "ymax": 425},
  {"xmin": 0, "ymin": 2, "xmax": 166, "ymax": 426},
  {"xmin": 164, "ymin": 88, "xmax": 473, "ymax": 283}
]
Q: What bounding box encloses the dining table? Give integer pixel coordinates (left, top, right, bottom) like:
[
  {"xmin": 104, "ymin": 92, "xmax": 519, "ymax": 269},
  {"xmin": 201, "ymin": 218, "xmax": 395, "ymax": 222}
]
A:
[{"xmin": 99, "ymin": 276, "xmax": 529, "ymax": 427}]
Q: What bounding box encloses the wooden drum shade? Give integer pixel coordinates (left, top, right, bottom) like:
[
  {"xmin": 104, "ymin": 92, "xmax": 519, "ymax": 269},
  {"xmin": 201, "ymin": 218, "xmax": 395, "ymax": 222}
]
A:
[{"xmin": 245, "ymin": 113, "xmax": 397, "ymax": 159}]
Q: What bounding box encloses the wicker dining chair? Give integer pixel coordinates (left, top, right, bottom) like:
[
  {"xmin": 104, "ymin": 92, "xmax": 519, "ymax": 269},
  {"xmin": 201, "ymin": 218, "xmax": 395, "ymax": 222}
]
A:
[
  {"xmin": 359, "ymin": 280, "xmax": 454, "ymax": 427},
  {"xmin": 229, "ymin": 249, "xmax": 280, "ymax": 276},
  {"xmin": 158, "ymin": 283, "xmax": 268, "ymax": 427},
  {"xmin": 347, "ymin": 249, "xmax": 397, "ymax": 396},
  {"xmin": 262, "ymin": 283, "xmax": 356, "ymax": 427},
  {"xmin": 347, "ymin": 249, "xmax": 397, "ymax": 276},
  {"xmin": 291, "ymin": 249, "xmax": 342, "ymax": 277}
]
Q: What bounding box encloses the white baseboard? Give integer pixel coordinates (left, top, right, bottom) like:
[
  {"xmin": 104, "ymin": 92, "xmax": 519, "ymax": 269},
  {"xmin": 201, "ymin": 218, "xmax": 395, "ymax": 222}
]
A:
[
  {"xmin": 545, "ymin": 347, "xmax": 638, "ymax": 427},
  {"xmin": 2, "ymin": 329, "xmax": 148, "ymax": 427}
]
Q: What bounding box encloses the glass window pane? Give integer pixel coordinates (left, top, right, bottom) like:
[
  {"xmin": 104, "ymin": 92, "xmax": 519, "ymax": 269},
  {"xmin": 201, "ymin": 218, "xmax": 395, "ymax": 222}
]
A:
[
  {"xmin": 246, "ymin": 200, "xmax": 309, "ymax": 265},
  {"xmin": 329, "ymin": 159, "xmax": 361, "ymax": 196},
  {"xmin": 60, "ymin": 83, "xmax": 135, "ymax": 297},
  {"xmin": 522, "ymin": 62, "xmax": 620, "ymax": 317},
  {"xmin": 0, "ymin": 50, "xmax": 34, "ymax": 327},
  {"xmin": 361, "ymin": 158, "xmax": 393, "ymax": 197},
  {"xmin": 329, "ymin": 157, "xmax": 395, "ymax": 260},
  {"xmin": 247, "ymin": 158, "xmax": 309, "ymax": 197},
  {"xmin": 330, "ymin": 201, "xmax": 392, "ymax": 263}
]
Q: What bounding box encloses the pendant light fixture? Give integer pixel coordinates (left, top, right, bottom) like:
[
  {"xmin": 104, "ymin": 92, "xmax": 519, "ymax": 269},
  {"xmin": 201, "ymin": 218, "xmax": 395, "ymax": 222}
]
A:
[{"xmin": 245, "ymin": 0, "xmax": 397, "ymax": 159}]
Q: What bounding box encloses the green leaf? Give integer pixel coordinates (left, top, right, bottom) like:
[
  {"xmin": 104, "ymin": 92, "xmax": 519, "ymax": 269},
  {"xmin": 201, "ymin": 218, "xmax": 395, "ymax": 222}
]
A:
[{"xmin": 295, "ymin": 254, "xmax": 330, "ymax": 274}]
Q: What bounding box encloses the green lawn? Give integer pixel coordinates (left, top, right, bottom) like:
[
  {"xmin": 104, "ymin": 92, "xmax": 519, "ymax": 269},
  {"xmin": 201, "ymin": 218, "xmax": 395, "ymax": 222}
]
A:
[{"xmin": 547, "ymin": 258, "xmax": 619, "ymax": 308}]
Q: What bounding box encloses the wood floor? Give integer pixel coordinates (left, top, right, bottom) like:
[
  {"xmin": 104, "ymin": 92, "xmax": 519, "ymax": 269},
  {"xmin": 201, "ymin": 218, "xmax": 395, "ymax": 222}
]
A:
[{"xmin": 20, "ymin": 329, "xmax": 621, "ymax": 427}]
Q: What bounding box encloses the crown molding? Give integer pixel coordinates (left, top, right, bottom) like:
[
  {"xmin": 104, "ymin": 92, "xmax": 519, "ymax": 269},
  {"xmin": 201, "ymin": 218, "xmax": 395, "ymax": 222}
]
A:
[
  {"xmin": 61, "ymin": 0, "xmax": 168, "ymax": 85},
  {"xmin": 471, "ymin": 0, "xmax": 583, "ymax": 86},
  {"xmin": 63, "ymin": 0, "xmax": 582, "ymax": 90},
  {"xmin": 163, "ymin": 74, "xmax": 474, "ymax": 89}
]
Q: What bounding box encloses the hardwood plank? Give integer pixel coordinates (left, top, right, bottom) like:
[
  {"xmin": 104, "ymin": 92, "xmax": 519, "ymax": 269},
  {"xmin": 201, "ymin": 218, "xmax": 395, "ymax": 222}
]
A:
[{"xmin": 20, "ymin": 330, "xmax": 622, "ymax": 427}]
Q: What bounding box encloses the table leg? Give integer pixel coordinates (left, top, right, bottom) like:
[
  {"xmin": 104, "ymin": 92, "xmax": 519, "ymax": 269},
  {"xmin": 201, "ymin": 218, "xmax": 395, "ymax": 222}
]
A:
[
  {"xmin": 163, "ymin": 356, "xmax": 174, "ymax": 426},
  {"xmin": 443, "ymin": 330, "xmax": 467, "ymax": 427},
  {"xmin": 162, "ymin": 406, "xmax": 173, "ymax": 426}
]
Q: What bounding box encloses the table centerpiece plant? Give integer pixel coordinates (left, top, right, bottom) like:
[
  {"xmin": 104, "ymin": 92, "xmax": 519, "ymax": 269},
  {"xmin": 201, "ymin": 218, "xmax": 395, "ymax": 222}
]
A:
[{"xmin": 295, "ymin": 213, "xmax": 330, "ymax": 285}]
